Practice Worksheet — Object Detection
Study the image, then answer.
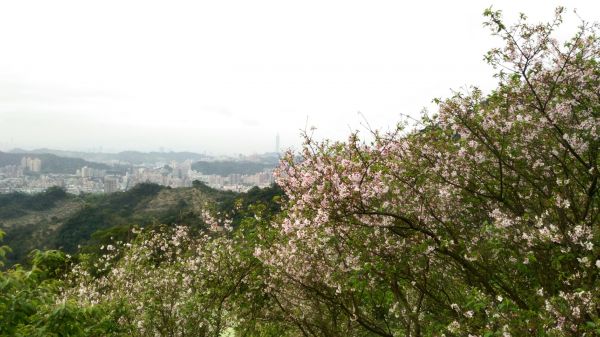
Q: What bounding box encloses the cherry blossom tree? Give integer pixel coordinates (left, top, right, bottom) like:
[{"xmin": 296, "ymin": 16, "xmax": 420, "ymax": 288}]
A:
[{"xmin": 258, "ymin": 7, "xmax": 600, "ymax": 336}]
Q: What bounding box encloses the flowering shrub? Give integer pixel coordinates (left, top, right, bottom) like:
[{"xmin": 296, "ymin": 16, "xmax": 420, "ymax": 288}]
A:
[
  {"xmin": 64, "ymin": 225, "xmax": 258, "ymax": 337},
  {"xmin": 256, "ymin": 8, "xmax": 600, "ymax": 337}
]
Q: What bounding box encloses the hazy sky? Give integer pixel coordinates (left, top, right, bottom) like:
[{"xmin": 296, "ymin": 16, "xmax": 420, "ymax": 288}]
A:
[{"xmin": 0, "ymin": 1, "xmax": 598, "ymax": 155}]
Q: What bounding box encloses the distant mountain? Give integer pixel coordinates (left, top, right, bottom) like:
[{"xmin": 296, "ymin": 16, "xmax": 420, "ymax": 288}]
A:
[
  {"xmin": 192, "ymin": 160, "xmax": 276, "ymax": 176},
  {"xmin": 9, "ymin": 148, "xmax": 209, "ymax": 165},
  {"xmin": 113, "ymin": 151, "xmax": 208, "ymax": 165},
  {"xmin": 0, "ymin": 151, "xmax": 111, "ymax": 174}
]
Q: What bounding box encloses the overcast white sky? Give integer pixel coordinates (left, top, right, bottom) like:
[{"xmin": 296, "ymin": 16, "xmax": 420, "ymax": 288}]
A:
[{"xmin": 0, "ymin": 1, "xmax": 598, "ymax": 155}]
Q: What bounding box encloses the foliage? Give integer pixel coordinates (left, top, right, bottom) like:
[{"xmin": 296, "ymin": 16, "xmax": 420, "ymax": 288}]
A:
[
  {"xmin": 0, "ymin": 186, "xmax": 68, "ymax": 219},
  {"xmin": 0, "ymin": 187, "xmax": 71, "ymax": 266},
  {"xmin": 64, "ymin": 225, "xmax": 261, "ymax": 336},
  {"xmin": 1, "ymin": 183, "xmax": 191, "ymax": 266},
  {"xmin": 56, "ymin": 183, "xmax": 173, "ymax": 253},
  {"xmin": 1, "ymin": 231, "xmax": 84, "ymax": 336},
  {"xmin": 1, "ymin": 182, "xmax": 281, "ymax": 267},
  {"xmin": 58, "ymin": 183, "xmax": 288, "ymax": 336}
]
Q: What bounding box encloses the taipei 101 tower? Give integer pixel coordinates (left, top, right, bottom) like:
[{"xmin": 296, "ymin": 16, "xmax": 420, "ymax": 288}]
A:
[{"xmin": 275, "ymin": 133, "xmax": 280, "ymax": 154}]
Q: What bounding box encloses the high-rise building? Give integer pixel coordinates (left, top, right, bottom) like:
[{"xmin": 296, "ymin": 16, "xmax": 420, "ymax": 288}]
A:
[
  {"xmin": 275, "ymin": 133, "xmax": 280, "ymax": 154},
  {"xmin": 21, "ymin": 157, "xmax": 42, "ymax": 172},
  {"xmin": 104, "ymin": 176, "xmax": 119, "ymax": 194},
  {"xmin": 79, "ymin": 166, "xmax": 105, "ymax": 178},
  {"xmin": 31, "ymin": 158, "xmax": 42, "ymax": 172},
  {"xmin": 81, "ymin": 166, "xmax": 93, "ymax": 178}
]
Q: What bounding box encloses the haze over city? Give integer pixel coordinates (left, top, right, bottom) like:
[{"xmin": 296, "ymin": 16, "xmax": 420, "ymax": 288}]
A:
[{"xmin": 1, "ymin": 0, "xmax": 598, "ymax": 154}]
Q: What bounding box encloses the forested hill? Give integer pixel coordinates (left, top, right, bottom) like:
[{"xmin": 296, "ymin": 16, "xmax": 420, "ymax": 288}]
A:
[
  {"xmin": 0, "ymin": 151, "xmax": 111, "ymax": 174},
  {"xmin": 0, "ymin": 182, "xmax": 283, "ymax": 266}
]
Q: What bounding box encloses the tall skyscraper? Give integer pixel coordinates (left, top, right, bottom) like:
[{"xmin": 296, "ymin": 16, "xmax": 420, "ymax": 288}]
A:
[{"xmin": 275, "ymin": 133, "xmax": 280, "ymax": 154}]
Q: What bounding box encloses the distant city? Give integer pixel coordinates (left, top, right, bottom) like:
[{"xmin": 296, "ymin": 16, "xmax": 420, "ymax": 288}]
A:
[{"xmin": 0, "ymin": 150, "xmax": 279, "ymax": 194}]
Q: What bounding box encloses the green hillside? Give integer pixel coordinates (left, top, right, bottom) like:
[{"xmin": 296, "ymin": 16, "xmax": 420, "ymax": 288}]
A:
[{"xmin": 0, "ymin": 182, "xmax": 282, "ymax": 266}]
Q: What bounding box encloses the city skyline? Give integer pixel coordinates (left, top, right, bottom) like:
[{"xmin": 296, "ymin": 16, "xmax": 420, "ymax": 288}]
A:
[{"xmin": 0, "ymin": 152, "xmax": 277, "ymax": 194}]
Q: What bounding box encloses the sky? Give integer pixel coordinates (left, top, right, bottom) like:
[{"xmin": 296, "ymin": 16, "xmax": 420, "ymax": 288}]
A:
[{"xmin": 0, "ymin": 1, "xmax": 598, "ymax": 155}]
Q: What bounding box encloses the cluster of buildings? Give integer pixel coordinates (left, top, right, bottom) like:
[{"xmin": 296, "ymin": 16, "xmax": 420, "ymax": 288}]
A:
[
  {"xmin": 21, "ymin": 157, "xmax": 42, "ymax": 172},
  {"xmin": 124, "ymin": 160, "xmax": 194, "ymax": 190},
  {"xmin": 76, "ymin": 166, "xmax": 105, "ymax": 178},
  {"xmin": 0, "ymin": 169, "xmax": 105, "ymax": 194},
  {"xmin": 197, "ymin": 171, "xmax": 274, "ymax": 192},
  {"xmin": 0, "ymin": 157, "xmax": 275, "ymax": 194}
]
